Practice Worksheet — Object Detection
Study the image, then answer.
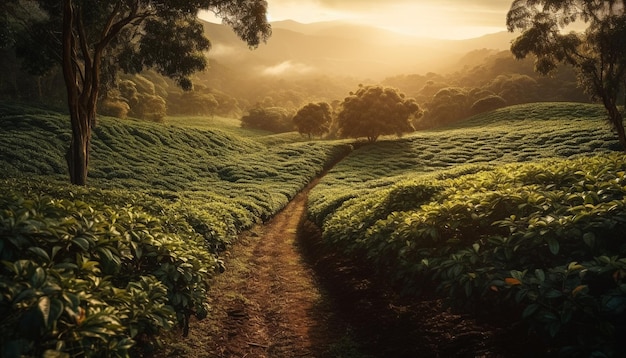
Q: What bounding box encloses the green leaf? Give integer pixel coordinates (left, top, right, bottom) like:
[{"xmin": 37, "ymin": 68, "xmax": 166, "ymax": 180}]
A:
[
  {"xmin": 51, "ymin": 246, "xmax": 62, "ymax": 261},
  {"xmin": 535, "ymin": 269, "xmax": 545, "ymax": 282},
  {"xmin": 545, "ymin": 289, "xmax": 562, "ymax": 299},
  {"xmin": 38, "ymin": 296, "xmax": 51, "ymax": 327},
  {"xmin": 72, "ymin": 236, "xmax": 91, "ymax": 251},
  {"xmin": 583, "ymin": 232, "xmax": 595, "ymax": 248},
  {"xmin": 48, "ymin": 298, "xmax": 64, "ymax": 329},
  {"xmin": 31, "ymin": 267, "xmax": 46, "ymax": 288},
  {"xmin": 547, "ymin": 238, "xmax": 560, "ymax": 255},
  {"xmin": 511, "ymin": 270, "xmax": 526, "ymax": 281},
  {"xmin": 472, "ymin": 243, "xmax": 480, "ymax": 253},
  {"xmin": 28, "ymin": 247, "xmax": 50, "ymax": 262},
  {"xmin": 522, "ymin": 303, "xmax": 540, "ymax": 319},
  {"xmin": 567, "ymin": 262, "xmax": 584, "ymax": 271}
]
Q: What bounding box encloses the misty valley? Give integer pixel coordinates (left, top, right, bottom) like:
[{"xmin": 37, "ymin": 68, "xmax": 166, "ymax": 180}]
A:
[{"xmin": 2, "ymin": 2, "xmax": 626, "ymax": 358}]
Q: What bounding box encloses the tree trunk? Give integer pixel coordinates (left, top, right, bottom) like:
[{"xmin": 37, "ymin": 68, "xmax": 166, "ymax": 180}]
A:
[
  {"xmin": 61, "ymin": 0, "xmax": 98, "ymax": 185},
  {"xmin": 65, "ymin": 104, "xmax": 93, "ymax": 185},
  {"xmin": 601, "ymin": 94, "xmax": 626, "ymax": 151},
  {"xmin": 608, "ymin": 107, "xmax": 626, "ymax": 151}
]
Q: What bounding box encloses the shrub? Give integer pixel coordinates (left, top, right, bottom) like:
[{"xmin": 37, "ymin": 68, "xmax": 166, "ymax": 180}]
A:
[
  {"xmin": 98, "ymin": 98, "xmax": 130, "ymax": 119},
  {"xmin": 240, "ymin": 106, "xmax": 294, "ymax": 133},
  {"xmin": 0, "ymin": 192, "xmax": 215, "ymax": 356},
  {"xmin": 311, "ymin": 153, "xmax": 626, "ymax": 355},
  {"xmin": 470, "ymin": 95, "xmax": 507, "ymax": 115}
]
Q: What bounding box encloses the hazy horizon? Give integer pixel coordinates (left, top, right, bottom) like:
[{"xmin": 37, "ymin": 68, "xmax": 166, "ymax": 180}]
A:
[
  {"xmin": 201, "ymin": 1, "xmax": 511, "ymax": 40},
  {"xmin": 199, "ymin": 19, "xmax": 517, "ymax": 81}
]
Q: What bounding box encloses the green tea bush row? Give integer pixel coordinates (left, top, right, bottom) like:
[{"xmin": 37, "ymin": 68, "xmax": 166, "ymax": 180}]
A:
[
  {"xmin": 0, "ymin": 191, "xmax": 214, "ymax": 357},
  {"xmin": 308, "ymin": 103, "xmax": 624, "ymax": 355},
  {"xmin": 0, "ymin": 102, "xmax": 353, "ymax": 357},
  {"xmin": 309, "ymin": 103, "xmax": 617, "ymax": 229},
  {"xmin": 312, "ymin": 153, "xmax": 626, "ymax": 355},
  {"xmin": 1, "ymin": 103, "xmax": 351, "ymax": 252}
]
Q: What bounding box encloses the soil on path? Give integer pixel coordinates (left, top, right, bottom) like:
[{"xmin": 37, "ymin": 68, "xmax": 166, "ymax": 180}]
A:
[
  {"xmin": 160, "ymin": 178, "xmax": 544, "ymax": 358},
  {"xmin": 163, "ymin": 177, "xmax": 344, "ymax": 357}
]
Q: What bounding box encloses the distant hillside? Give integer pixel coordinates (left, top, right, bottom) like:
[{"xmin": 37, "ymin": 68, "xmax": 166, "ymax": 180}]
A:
[
  {"xmin": 0, "ymin": 102, "xmax": 345, "ymax": 192},
  {"xmin": 202, "ymin": 20, "xmax": 517, "ymax": 80}
]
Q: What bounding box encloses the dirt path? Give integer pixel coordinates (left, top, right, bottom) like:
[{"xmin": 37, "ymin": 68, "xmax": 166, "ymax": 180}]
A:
[
  {"xmin": 165, "ymin": 177, "xmax": 346, "ymax": 357},
  {"xmin": 160, "ymin": 177, "xmax": 544, "ymax": 358}
]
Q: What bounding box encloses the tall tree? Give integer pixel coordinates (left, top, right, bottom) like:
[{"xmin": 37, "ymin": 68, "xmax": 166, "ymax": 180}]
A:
[
  {"xmin": 337, "ymin": 85, "xmax": 419, "ymax": 142},
  {"xmin": 4, "ymin": 0, "xmax": 271, "ymax": 185},
  {"xmin": 507, "ymin": 0, "xmax": 626, "ymax": 150}
]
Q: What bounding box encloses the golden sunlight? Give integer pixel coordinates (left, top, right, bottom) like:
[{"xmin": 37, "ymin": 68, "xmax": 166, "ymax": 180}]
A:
[{"xmin": 201, "ymin": 1, "xmax": 511, "ymax": 40}]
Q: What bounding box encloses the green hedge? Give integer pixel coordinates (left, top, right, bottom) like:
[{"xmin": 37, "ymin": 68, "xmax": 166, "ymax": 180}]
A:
[
  {"xmin": 308, "ymin": 103, "xmax": 625, "ymax": 356},
  {"xmin": 0, "ymin": 191, "xmax": 214, "ymax": 357},
  {"xmin": 312, "ymin": 153, "xmax": 626, "ymax": 356}
]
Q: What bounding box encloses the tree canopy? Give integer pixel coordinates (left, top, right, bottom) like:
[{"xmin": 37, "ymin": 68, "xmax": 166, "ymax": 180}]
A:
[
  {"xmin": 240, "ymin": 106, "xmax": 294, "ymax": 133},
  {"xmin": 292, "ymin": 102, "xmax": 332, "ymax": 139},
  {"xmin": 2, "ymin": 0, "xmax": 271, "ymax": 184},
  {"xmin": 336, "ymin": 85, "xmax": 419, "ymax": 142},
  {"xmin": 507, "ymin": 0, "xmax": 626, "ymax": 150}
]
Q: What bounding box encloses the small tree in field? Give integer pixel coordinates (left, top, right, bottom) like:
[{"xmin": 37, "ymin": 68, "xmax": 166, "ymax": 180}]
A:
[
  {"xmin": 337, "ymin": 85, "xmax": 419, "ymax": 142},
  {"xmin": 293, "ymin": 102, "xmax": 332, "ymax": 139}
]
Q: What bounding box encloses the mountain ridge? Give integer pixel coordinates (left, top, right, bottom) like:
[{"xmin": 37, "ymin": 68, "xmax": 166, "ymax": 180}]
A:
[{"xmin": 201, "ymin": 20, "xmax": 517, "ymax": 80}]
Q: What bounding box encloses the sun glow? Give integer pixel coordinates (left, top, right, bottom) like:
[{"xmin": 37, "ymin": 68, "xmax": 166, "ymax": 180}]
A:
[{"xmin": 200, "ymin": 1, "xmax": 511, "ymax": 40}]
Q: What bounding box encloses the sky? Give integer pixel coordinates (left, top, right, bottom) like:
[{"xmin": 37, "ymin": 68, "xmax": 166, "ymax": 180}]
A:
[{"xmin": 201, "ymin": 0, "xmax": 513, "ymax": 39}]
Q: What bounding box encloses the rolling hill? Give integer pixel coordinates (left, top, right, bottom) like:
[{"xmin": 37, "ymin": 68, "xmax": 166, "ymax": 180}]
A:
[{"xmin": 2, "ymin": 101, "xmax": 623, "ymax": 356}]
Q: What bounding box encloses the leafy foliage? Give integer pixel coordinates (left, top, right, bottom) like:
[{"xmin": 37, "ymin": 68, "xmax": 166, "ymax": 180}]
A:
[
  {"xmin": 506, "ymin": 0, "xmax": 626, "ymax": 149},
  {"xmin": 337, "ymin": 85, "xmax": 420, "ymax": 142},
  {"xmin": 293, "ymin": 102, "xmax": 332, "ymax": 139},
  {"xmin": 0, "ymin": 191, "xmax": 213, "ymax": 357},
  {"xmin": 308, "ymin": 102, "xmax": 625, "ymax": 355},
  {"xmin": 470, "ymin": 94, "xmax": 507, "ymax": 115},
  {"xmin": 240, "ymin": 106, "xmax": 295, "ymax": 133},
  {"xmin": 0, "ymin": 101, "xmax": 351, "ymax": 356}
]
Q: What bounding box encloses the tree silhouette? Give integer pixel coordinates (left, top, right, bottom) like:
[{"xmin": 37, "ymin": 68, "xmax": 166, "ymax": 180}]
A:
[
  {"xmin": 507, "ymin": 0, "xmax": 626, "ymax": 150},
  {"xmin": 293, "ymin": 102, "xmax": 332, "ymax": 139},
  {"xmin": 337, "ymin": 85, "xmax": 419, "ymax": 142},
  {"xmin": 3, "ymin": 0, "xmax": 271, "ymax": 185}
]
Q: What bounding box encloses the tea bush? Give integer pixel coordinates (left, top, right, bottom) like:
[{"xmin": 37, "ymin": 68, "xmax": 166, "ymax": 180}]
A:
[
  {"xmin": 0, "ymin": 191, "xmax": 213, "ymax": 357},
  {"xmin": 0, "ymin": 102, "xmax": 352, "ymax": 356},
  {"xmin": 316, "ymin": 154, "xmax": 626, "ymax": 355},
  {"xmin": 308, "ymin": 103, "xmax": 625, "ymax": 355}
]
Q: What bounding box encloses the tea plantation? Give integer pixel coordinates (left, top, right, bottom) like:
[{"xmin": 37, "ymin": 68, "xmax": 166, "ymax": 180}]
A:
[
  {"xmin": 0, "ymin": 102, "xmax": 350, "ymax": 357},
  {"xmin": 2, "ymin": 101, "xmax": 626, "ymax": 357},
  {"xmin": 308, "ymin": 102, "xmax": 626, "ymax": 356}
]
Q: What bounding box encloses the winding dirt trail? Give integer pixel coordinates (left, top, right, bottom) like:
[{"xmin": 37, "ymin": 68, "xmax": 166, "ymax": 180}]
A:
[
  {"xmin": 171, "ymin": 177, "xmax": 346, "ymax": 357},
  {"xmin": 159, "ymin": 176, "xmax": 544, "ymax": 357}
]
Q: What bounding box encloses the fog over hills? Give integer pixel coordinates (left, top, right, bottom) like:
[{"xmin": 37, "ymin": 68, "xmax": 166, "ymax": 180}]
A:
[{"xmin": 202, "ymin": 20, "xmax": 517, "ymax": 80}]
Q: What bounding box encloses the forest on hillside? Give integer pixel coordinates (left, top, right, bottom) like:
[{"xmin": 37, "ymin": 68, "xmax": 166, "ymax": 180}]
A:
[{"xmin": 0, "ymin": 36, "xmax": 589, "ymax": 131}]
